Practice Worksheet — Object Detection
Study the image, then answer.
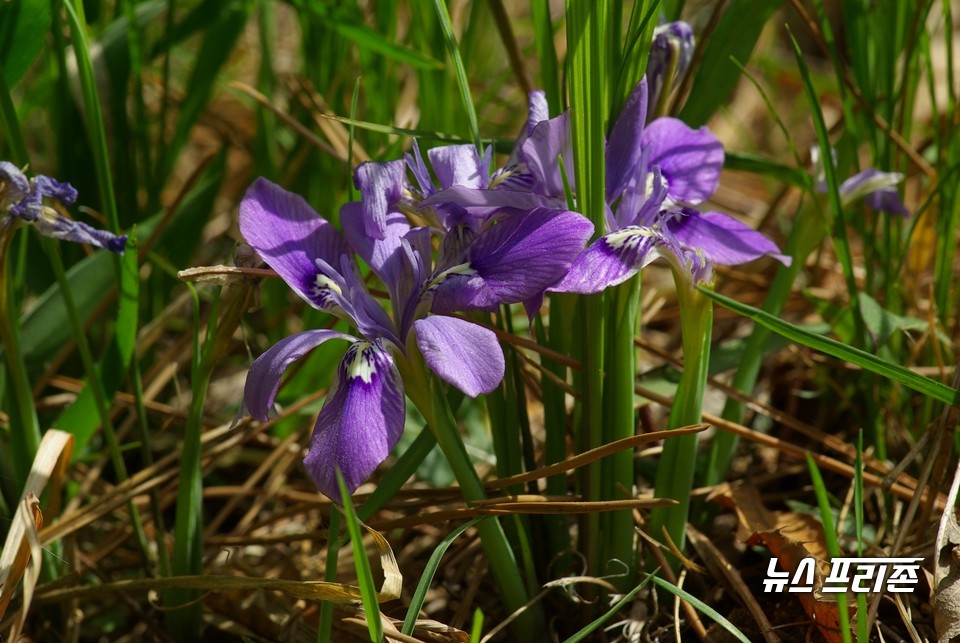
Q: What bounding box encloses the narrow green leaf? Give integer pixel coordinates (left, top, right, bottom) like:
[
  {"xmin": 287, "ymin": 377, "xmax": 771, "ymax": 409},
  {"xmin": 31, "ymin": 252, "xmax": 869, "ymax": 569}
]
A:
[
  {"xmin": 331, "ymin": 21, "xmax": 443, "ymax": 70},
  {"xmin": 806, "ymin": 454, "xmax": 853, "ymax": 643},
  {"xmin": 337, "ymin": 471, "xmax": 383, "ymax": 643},
  {"xmin": 116, "ymin": 228, "xmax": 139, "ymax": 368},
  {"xmin": 431, "ymin": 0, "xmax": 481, "ymax": 150},
  {"xmin": 645, "ymin": 575, "xmax": 752, "ymax": 643},
  {"xmin": 401, "ymin": 518, "xmax": 484, "ymax": 635},
  {"xmin": 699, "ymin": 286, "xmax": 960, "ymax": 406},
  {"xmin": 562, "ymin": 575, "xmax": 652, "ymax": 643},
  {"xmin": 0, "ymin": 0, "xmax": 52, "ymax": 87},
  {"xmin": 787, "ymin": 27, "xmax": 864, "ymax": 344},
  {"xmin": 20, "ymin": 252, "xmax": 113, "ymax": 366},
  {"xmin": 678, "ymin": 0, "xmax": 782, "ymax": 127},
  {"xmin": 724, "ymin": 151, "xmax": 810, "ymax": 188}
]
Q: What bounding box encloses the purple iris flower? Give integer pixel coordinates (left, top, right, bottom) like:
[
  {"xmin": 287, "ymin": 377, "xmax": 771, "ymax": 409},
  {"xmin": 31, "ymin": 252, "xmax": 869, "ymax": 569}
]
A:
[
  {"xmin": 811, "ymin": 147, "xmax": 909, "ymax": 217},
  {"xmin": 240, "ymin": 177, "xmax": 591, "ymax": 499},
  {"xmin": 0, "ymin": 162, "xmax": 126, "ymax": 252},
  {"xmin": 432, "ymin": 79, "xmax": 788, "ymax": 294}
]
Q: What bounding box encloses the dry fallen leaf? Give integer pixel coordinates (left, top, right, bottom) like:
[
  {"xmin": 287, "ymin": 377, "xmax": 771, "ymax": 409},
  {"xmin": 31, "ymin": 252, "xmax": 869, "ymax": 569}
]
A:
[
  {"xmin": 710, "ymin": 482, "xmax": 845, "ymax": 643},
  {"xmin": 934, "ymin": 456, "xmax": 960, "ymax": 642},
  {"xmin": 0, "ymin": 428, "xmax": 73, "ymax": 637}
]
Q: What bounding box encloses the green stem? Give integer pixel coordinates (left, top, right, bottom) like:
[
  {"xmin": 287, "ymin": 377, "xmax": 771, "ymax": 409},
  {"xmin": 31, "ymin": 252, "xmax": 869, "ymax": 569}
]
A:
[
  {"xmin": 602, "ymin": 278, "xmax": 640, "ymax": 587},
  {"xmin": 706, "ymin": 203, "xmax": 825, "ymax": 484},
  {"xmin": 166, "ymin": 284, "xmax": 211, "ymax": 640},
  {"xmin": 0, "ymin": 229, "xmax": 41, "ymax": 490},
  {"xmin": 649, "ymin": 279, "xmax": 713, "ymax": 563},
  {"xmin": 399, "ymin": 354, "xmax": 542, "ymax": 639}
]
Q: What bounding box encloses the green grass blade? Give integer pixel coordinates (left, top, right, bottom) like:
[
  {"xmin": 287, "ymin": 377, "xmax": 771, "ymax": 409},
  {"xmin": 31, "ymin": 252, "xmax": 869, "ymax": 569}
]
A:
[
  {"xmin": 337, "ymin": 471, "xmax": 383, "ymax": 643},
  {"xmin": 700, "ymin": 286, "xmax": 960, "ymax": 406},
  {"xmin": 0, "ymin": 0, "xmax": 52, "ymax": 87},
  {"xmin": 854, "ymin": 430, "xmax": 867, "ymax": 642},
  {"xmin": 678, "ymin": 0, "xmax": 781, "ymax": 127},
  {"xmin": 787, "ymin": 27, "xmax": 864, "ymax": 345},
  {"xmin": 116, "ymin": 227, "xmax": 139, "ymax": 367},
  {"xmin": 562, "ymin": 575, "xmax": 652, "ymax": 643},
  {"xmin": 724, "ymin": 151, "xmax": 810, "ymax": 188},
  {"xmin": 166, "ymin": 283, "xmax": 209, "ymax": 637},
  {"xmin": 64, "ymin": 0, "xmax": 120, "ymax": 235},
  {"xmin": 431, "ymin": 0, "xmax": 481, "ymax": 150},
  {"xmin": 401, "ymin": 517, "xmax": 484, "ymax": 635},
  {"xmin": 645, "ymin": 574, "xmax": 752, "ymax": 643},
  {"xmin": 530, "ymin": 0, "xmax": 562, "ymax": 113},
  {"xmin": 806, "ymin": 454, "xmax": 853, "ymax": 643}
]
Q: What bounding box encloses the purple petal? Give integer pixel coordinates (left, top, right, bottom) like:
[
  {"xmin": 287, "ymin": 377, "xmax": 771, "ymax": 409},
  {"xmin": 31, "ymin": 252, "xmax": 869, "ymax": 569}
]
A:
[
  {"xmin": 405, "ymin": 140, "xmax": 435, "ymax": 197},
  {"xmin": 523, "ymin": 292, "xmax": 544, "ymax": 322},
  {"xmin": 864, "ymin": 188, "xmax": 909, "ymax": 217},
  {"xmin": 665, "ymin": 209, "xmax": 791, "ymax": 266},
  {"xmin": 33, "ymin": 214, "xmax": 127, "ymax": 253},
  {"xmin": 521, "ymin": 113, "xmax": 574, "ymax": 197},
  {"xmin": 0, "ymin": 162, "xmax": 30, "ymax": 210},
  {"xmin": 838, "ymin": 169, "xmax": 909, "ymax": 216},
  {"xmin": 421, "ymin": 185, "xmax": 558, "ymax": 213},
  {"xmin": 414, "ymin": 315, "xmax": 504, "ymax": 396},
  {"xmin": 35, "ymin": 175, "xmax": 78, "ymax": 205},
  {"xmin": 427, "ymin": 144, "xmax": 488, "ymax": 190},
  {"xmin": 432, "ymin": 208, "xmax": 594, "ymax": 312},
  {"xmin": 341, "ymin": 202, "xmax": 411, "ymax": 288},
  {"xmin": 354, "ymin": 160, "xmax": 406, "ymax": 239},
  {"xmin": 606, "ymin": 79, "xmax": 648, "ymax": 201},
  {"xmin": 303, "ymin": 340, "xmax": 405, "ymax": 500},
  {"xmin": 239, "ymin": 178, "xmax": 351, "ymax": 310},
  {"xmin": 642, "ymin": 118, "xmax": 724, "ymax": 204},
  {"xmin": 526, "ymin": 90, "xmax": 549, "ymax": 136},
  {"xmin": 243, "ymin": 329, "xmax": 354, "ymax": 422},
  {"xmin": 551, "ymin": 227, "xmax": 660, "ymax": 294}
]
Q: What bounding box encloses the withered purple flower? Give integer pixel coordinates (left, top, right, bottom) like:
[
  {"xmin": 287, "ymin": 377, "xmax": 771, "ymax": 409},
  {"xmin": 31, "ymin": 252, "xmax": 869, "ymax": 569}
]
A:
[
  {"xmin": 240, "ymin": 177, "xmax": 591, "ymax": 499},
  {"xmin": 811, "ymin": 147, "xmax": 909, "ymax": 217},
  {"xmin": 0, "ymin": 162, "xmax": 126, "ymax": 252}
]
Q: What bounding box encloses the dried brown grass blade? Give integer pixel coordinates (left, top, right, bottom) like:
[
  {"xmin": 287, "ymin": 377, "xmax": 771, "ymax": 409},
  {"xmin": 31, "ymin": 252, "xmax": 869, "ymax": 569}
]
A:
[{"xmin": 0, "ymin": 429, "xmax": 74, "ymax": 633}]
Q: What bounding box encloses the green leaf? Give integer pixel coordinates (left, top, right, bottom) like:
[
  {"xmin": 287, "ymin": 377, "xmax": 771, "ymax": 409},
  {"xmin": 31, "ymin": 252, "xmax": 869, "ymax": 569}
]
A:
[
  {"xmin": 562, "ymin": 575, "xmax": 652, "ymax": 643},
  {"xmin": 806, "ymin": 455, "xmax": 853, "ymax": 643},
  {"xmin": 401, "ymin": 517, "xmax": 484, "ymax": 635},
  {"xmin": 0, "ymin": 0, "xmax": 52, "ymax": 87},
  {"xmin": 645, "ymin": 575, "xmax": 752, "ymax": 643},
  {"xmin": 724, "ymin": 151, "xmax": 810, "ymax": 188},
  {"xmin": 431, "ymin": 0, "xmax": 481, "ymax": 150},
  {"xmin": 116, "ymin": 228, "xmax": 139, "ymax": 368},
  {"xmin": 331, "ymin": 20, "xmax": 443, "ymax": 70},
  {"xmin": 678, "ymin": 0, "xmax": 782, "ymax": 127},
  {"xmin": 700, "ymin": 287, "xmax": 960, "ymax": 407},
  {"xmin": 20, "ymin": 252, "xmax": 114, "ymax": 366},
  {"xmin": 337, "ymin": 472, "xmax": 383, "ymax": 643}
]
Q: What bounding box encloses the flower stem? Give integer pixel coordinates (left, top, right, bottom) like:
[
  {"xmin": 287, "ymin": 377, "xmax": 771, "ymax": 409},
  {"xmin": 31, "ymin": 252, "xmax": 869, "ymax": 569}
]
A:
[
  {"xmin": 0, "ymin": 228, "xmax": 41, "ymax": 492},
  {"xmin": 706, "ymin": 203, "xmax": 825, "ymax": 485},
  {"xmin": 406, "ymin": 369, "xmax": 542, "ymax": 638},
  {"xmin": 602, "ymin": 277, "xmax": 640, "ymax": 587},
  {"xmin": 649, "ymin": 280, "xmax": 713, "ymax": 563}
]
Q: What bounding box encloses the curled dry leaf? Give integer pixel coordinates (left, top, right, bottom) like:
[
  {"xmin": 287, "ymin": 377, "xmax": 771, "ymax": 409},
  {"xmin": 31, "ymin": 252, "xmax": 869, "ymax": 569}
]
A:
[
  {"xmin": 709, "ymin": 483, "xmax": 845, "ymax": 643},
  {"xmin": 0, "ymin": 429, "xmax": 74, "ymax": 636},
  {"xmin": 934, "ymin": 456, "xmax": 960, "ymax": 642}
]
